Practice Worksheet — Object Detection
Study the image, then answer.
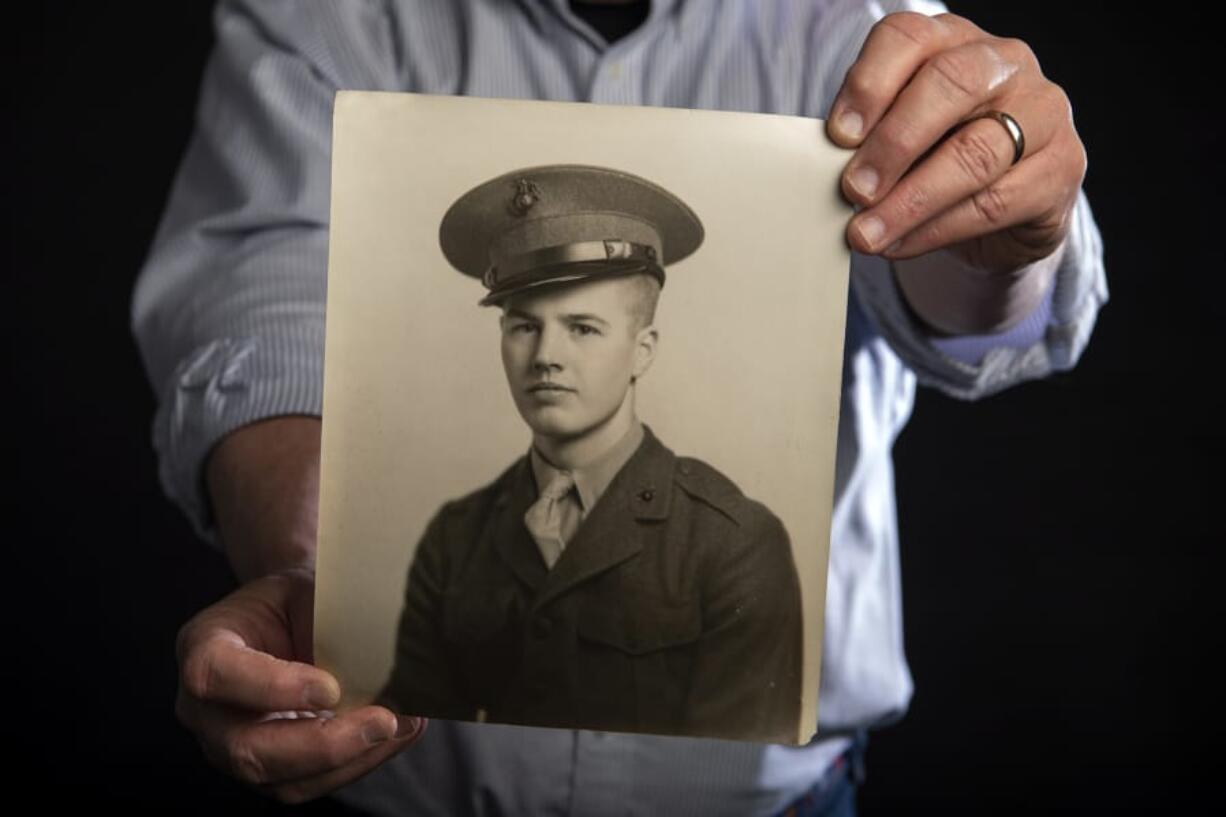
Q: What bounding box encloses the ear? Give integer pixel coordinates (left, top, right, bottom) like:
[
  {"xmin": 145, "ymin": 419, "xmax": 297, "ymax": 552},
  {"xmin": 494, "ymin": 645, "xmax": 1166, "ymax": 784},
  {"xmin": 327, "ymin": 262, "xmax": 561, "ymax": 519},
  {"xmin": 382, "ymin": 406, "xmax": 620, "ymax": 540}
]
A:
[{"xmin": 632, "ymin": 325, "xmax": 658, "ymax": 381}]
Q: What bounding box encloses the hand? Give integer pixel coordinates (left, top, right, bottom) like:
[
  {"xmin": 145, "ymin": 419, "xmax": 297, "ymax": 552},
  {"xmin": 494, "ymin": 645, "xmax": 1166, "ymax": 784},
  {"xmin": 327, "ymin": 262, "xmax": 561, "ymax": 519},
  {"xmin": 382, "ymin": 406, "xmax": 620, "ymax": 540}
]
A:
[
  {"xmin": 827, "ymin": 12, "xmax": 1087, "ymax": 277},
  {"xmin": 175, "ymin": 567, "xmax": 426, "ymax": 804}
]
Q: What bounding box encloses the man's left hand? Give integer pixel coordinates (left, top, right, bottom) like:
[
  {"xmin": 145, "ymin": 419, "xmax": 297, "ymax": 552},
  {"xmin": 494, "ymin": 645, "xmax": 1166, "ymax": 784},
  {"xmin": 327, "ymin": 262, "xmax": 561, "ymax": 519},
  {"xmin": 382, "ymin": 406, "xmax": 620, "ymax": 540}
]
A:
[{"xmin": 827, "ymin": 11, "xmax": 1086, "ymax": 277}]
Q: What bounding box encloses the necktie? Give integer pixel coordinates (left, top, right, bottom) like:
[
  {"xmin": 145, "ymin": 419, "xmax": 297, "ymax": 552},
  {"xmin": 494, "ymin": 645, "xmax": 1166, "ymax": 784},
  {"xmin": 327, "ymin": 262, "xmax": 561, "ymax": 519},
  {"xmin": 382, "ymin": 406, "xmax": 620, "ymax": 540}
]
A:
[{"xmin": 524, "ymin": 469, "xmax": 576, "ymax": 569}]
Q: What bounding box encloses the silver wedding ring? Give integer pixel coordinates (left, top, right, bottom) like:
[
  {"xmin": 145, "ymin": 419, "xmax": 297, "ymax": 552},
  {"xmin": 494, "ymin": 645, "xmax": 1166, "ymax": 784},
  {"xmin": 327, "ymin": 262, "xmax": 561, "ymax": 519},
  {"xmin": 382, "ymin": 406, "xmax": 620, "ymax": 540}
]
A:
[{"xmin": 971, "ymin": 110, "xmax": 1025, "ymax": 166}]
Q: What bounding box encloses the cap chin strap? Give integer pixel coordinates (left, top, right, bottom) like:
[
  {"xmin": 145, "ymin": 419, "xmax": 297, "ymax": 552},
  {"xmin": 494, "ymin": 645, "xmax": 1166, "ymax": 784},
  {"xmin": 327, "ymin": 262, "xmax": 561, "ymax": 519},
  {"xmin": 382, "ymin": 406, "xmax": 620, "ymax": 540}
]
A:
[{"xmin": 484, "ymin": 239, "xmax": 661, "ymax": 289}]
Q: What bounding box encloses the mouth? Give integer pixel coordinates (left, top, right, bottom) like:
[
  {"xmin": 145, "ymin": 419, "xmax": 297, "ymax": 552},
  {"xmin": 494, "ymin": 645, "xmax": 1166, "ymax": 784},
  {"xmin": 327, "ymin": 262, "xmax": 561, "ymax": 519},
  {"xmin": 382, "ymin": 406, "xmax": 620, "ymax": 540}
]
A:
[{"xmin": 527, "ymin": 383, "xmax": 576, "ymax": 394}]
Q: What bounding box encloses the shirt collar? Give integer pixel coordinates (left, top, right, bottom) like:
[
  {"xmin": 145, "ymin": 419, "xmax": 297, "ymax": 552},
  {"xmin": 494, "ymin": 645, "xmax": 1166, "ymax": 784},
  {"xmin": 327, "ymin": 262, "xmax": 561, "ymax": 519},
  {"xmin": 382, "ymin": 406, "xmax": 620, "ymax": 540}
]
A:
[
  {"xmin": 542, "ymin": 0, "xmax": 680, "ymax": 14},
  {"xmin": 530, "ymin": 420, "xmax": 645, "ymax": 512},
  {"xmin": 532, "ymin": 0, "xmax": 681, "ymax": 40}
]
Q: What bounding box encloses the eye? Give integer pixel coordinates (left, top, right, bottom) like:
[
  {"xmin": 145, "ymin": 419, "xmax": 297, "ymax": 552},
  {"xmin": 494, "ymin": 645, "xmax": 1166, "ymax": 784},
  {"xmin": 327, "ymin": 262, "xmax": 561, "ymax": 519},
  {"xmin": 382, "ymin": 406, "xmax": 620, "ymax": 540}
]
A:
[
  {"xmin": 507, "ymin": 321, "xmax": 538, "ymax": 334},
  {"xmin": 571, "ymin": 323, "xmax": 601, "ymax": 337}
]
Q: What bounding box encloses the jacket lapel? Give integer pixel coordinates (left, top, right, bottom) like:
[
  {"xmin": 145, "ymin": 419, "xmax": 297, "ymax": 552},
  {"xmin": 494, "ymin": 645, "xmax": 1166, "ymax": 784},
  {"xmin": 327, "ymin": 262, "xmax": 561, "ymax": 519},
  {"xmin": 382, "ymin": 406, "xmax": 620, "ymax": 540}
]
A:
[
  {"xmin": 491, "ymin": 456, "xmax": 549, "ymax": 593},
  {"xmin": 533, "ymin": 427, "xmax": 675, "ymax": 610}
]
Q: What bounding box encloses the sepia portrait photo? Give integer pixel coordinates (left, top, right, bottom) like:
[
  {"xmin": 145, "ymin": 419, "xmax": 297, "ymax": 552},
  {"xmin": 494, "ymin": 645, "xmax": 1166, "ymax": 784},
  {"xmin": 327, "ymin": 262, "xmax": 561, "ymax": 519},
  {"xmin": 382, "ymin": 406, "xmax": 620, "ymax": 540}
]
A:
[{"xmin": 315, "ymin": 92, "xmax": 852, "ymax": 745}]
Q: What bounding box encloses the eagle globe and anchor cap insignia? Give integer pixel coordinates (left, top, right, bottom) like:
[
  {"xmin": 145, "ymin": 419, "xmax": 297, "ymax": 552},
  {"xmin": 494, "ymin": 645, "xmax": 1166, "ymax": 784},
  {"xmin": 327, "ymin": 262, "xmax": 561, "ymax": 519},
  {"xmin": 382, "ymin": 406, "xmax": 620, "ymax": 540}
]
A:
[{"xmin": 508, "ymin": 178, "xmax": 541, "ymax": 217}]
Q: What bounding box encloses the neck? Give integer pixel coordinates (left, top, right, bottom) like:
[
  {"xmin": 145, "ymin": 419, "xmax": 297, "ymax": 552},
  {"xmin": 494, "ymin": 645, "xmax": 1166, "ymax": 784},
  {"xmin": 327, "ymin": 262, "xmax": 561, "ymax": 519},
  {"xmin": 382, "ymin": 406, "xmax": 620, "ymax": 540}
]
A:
[{"xmin": 534, "ymin": 388, "xmax": 638, "ymax": 470}]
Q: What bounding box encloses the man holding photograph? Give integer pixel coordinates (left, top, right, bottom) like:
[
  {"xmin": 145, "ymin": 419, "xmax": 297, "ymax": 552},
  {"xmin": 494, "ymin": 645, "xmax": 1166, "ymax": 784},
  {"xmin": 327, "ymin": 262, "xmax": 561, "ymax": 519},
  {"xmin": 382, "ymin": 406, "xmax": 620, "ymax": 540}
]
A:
[
  {"xmin": 146, "ymin": 0, "xmax": 1105, "ymax": 814},
  {"xmin": 376, "ymin": 165, "xmax": 803, "ymax": 743}
]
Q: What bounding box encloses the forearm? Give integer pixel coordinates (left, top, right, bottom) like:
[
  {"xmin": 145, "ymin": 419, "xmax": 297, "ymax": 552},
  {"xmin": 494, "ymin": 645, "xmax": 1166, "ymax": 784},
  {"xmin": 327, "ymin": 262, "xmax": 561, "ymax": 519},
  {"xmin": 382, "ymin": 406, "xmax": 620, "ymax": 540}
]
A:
[
  {"xmin": 204, "ymin": 416, "xmax": 322, "ymax": 583},
  {"xmin": 892, "ymin": 237, "xmax": 1065, "ymax": 337}
]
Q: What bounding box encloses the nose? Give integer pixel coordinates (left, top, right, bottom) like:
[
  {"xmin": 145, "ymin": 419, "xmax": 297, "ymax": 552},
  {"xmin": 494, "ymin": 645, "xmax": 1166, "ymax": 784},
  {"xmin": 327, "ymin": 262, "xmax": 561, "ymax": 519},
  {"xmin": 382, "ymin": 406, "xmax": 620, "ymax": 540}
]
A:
[{"xmin": 531, "ymin": 324, "xmax": 564, "ymax": 373}]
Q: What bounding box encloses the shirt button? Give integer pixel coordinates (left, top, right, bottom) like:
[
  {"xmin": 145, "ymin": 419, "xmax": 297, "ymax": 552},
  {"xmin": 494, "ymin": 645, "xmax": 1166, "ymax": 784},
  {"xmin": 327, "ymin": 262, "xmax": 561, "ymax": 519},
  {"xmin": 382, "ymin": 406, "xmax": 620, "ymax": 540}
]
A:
[{"xmin": 639, "ymin": 489, "xmax": 654, "ymax": 502}]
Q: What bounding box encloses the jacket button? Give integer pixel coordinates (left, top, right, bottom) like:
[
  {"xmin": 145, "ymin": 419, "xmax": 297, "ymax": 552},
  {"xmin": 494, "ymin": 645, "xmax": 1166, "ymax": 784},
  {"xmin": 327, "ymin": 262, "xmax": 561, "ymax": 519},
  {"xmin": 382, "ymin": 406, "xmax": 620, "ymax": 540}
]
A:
[
  {"xmin": 639, "ymin": 489, "xmax": 654, "ymax": 502},
  {"xmin": 531, "ymin": 617, "xmax": 553, "ymax": 639}
]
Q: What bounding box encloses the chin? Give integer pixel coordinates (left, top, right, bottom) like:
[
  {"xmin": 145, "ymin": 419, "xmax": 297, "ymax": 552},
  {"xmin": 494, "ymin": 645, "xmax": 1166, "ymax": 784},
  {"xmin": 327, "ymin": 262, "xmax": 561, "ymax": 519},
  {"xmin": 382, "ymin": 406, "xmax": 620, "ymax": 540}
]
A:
[{"xmin": 521, "ymin": 409, "xmax": 583, "ymax": 440}]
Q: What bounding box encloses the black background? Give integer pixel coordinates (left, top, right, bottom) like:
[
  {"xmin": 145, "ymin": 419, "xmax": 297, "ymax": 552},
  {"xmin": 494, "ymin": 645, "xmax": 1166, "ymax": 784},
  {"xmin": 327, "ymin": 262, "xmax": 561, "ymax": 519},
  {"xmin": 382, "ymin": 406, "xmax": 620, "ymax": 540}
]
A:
[{"xmin": 9, "ymin": 2, "xmax": 1222, "ymax": 813}]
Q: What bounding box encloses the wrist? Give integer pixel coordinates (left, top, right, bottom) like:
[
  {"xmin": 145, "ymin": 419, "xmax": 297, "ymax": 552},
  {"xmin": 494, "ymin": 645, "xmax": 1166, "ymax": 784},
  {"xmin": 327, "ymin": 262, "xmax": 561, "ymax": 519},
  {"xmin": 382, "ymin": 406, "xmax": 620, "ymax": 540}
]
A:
[
  {"xmin": 893, "ymin": 237, "xmax": 1065, "ymax": 337},
  {"xmin": 204, "ymin": 415, "xmax": 323, "ymax": 583}
]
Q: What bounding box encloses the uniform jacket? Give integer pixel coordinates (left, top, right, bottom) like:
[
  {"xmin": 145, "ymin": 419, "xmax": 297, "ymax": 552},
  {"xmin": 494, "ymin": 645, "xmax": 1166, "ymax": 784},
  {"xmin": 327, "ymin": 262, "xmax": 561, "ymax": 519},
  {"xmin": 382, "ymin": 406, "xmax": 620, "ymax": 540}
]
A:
[{"xmin": 377, "ymin": 426, "xmax": 803, "ymax": 743}]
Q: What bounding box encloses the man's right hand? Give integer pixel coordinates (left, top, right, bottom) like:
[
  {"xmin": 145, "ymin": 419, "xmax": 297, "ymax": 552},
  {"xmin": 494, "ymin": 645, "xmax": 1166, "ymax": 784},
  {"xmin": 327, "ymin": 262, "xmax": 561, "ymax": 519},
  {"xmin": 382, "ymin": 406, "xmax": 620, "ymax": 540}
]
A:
[{"xmin": 175, "ymin": 566, "xmax": 425, "ymax": 804}]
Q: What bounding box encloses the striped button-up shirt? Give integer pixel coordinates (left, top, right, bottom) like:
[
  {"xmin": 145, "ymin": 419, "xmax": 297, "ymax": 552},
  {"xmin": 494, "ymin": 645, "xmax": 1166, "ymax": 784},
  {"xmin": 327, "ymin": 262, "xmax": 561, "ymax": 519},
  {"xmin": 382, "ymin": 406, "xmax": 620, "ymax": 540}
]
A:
[{"xmin": 131, "ymin": 1, "xmax": 1107, "ymax": 814}]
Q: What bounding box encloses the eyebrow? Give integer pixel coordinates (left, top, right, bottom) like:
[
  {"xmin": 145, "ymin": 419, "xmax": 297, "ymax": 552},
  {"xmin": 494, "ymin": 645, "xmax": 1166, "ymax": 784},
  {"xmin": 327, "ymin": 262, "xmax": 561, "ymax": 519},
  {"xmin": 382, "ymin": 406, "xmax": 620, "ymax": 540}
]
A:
[
  {"xmin": 561, "ymin": 313, "xmax": 611, "ymax": 327},
  {"xmin": 504, "ymin": 308, "xmax": 611, "ymax": 327}
]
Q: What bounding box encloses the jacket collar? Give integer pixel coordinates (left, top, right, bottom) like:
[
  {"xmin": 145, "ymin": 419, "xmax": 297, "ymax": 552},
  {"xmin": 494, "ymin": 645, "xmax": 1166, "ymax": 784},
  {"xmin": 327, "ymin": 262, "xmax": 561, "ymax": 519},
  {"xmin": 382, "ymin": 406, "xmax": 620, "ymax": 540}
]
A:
[
  {"xmin": 533, "ymin": 423, "xmax": 675, "ymax": 607},
  {"xmin": 491, "ymin": 424, "xmax": 677, "ymax": 603},
  {"xmin": 529, "ymin": 421, "xmax": 645, "ymax": 514}
]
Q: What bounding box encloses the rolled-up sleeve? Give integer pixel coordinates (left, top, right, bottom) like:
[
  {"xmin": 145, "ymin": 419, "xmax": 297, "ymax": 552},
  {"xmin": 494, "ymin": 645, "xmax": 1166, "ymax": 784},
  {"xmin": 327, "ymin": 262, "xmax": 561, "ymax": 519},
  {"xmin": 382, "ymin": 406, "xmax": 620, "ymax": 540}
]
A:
[
  {"xmin": 849, "ymin": 187, "xmax": 1108, "ymax": 400},
  {"xmin": 130, "ymin": 0, "xmax": 401, "ymax": 543}
]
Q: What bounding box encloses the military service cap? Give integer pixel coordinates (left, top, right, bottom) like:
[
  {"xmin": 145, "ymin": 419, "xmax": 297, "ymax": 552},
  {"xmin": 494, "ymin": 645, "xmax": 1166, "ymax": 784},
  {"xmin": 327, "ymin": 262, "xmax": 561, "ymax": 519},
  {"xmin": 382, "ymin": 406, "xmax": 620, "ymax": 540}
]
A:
[{"xmin": 439, "ymin": 164, "xmax": 704, "ymax": 306}]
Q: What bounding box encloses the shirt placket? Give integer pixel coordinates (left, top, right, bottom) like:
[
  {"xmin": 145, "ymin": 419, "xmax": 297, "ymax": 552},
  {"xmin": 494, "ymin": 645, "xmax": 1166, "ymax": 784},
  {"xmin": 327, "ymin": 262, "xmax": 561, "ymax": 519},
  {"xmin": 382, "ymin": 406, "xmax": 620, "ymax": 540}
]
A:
[{"xmin": 541, "ymin": 0, "xmax": 648, "ymax": 106}]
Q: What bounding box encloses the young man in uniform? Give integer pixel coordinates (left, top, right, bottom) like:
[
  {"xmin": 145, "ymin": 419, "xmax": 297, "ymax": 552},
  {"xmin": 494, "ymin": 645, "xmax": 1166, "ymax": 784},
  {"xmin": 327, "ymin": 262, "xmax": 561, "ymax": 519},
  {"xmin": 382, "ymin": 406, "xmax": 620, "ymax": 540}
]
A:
[{"xmin": 378, "ymin": 165, "xmax": 804, "ymax": 744}]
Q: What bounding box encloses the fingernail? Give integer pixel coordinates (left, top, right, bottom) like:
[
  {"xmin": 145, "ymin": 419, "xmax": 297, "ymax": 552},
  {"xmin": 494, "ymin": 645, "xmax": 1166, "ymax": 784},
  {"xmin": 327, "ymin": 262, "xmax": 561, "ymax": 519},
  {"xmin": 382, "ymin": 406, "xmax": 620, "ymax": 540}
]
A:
[
  {"xmin": 363, "ymin": 718, "xmax": 395, "ymax": 745},
  {"xmin": 848, "ymin": 165, "xmax": 878, "ymax": 199},
  {"xmin": 304, "ymin": 679, "xmax": 340, "ymax": 709},
  {"xmin": 837, "ymin": 109, "xmax": 863, "ymax": 141},
  {"xmin": 395, "ymin": 716, "xmax": 421, "ymax": 739},
  {"xmin": 856, "ymin": 215, "xmax": 886, "ymax": 249}
]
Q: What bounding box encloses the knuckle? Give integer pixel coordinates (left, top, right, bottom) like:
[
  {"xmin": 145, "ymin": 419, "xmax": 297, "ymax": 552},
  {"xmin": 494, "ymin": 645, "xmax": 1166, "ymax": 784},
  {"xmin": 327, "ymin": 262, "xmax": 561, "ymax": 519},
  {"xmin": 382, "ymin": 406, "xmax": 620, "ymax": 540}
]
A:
[
  {"xmin": 1041, "ymin": 80, "xmax": 1067, "ymax": 111},
  {"xmin": 928, "ymin": 48, "xmax": 985, "ymax": 101},
  {"xmin": 950, "ymin": 127, "xmax": 1003, "ymax": 186},
  {"xmin": 1075, "ymin": 143, "xmax": 1089, "ymax": 184},
  {"xmin": 226, "ymin": 738, "xmax": 269, "ymax": 786},
  {"xmin": 1048, "ymin": 84, "xmax": 1079, "ymax": 131},
  {"xmin": 935, "ymin": 12, "xmax": 978, "ymax": 35},
  {"xmin": 971, "ymin": 183, "xmax": 1011, "ymax": 226},
  {"xmin": 1049, "ymin": 128, "xmax": 1088, "ymax": 189},
  {"xmin": 1065, "ymin": 136, "xmax": 1089, "ymax": 186},
  {"xmin": 174, "ymin": 618, "xmax": 203, "ymax": 664},
  {"xmin": 1000, "ymin": 36, "xmax": 1037, "ymax": 67},
  {"xmin": 270, "ymin": 783, "xmax": 315, "ymax": 806},
  {"xmin": 893, "ymin": 182, "xmax": 933, "ymax": 223},
  {"xmin": 876, "ymin": 116, "xmax": 925, "ymax": 158},
  {"xmin": 843, "ymin": 67, "xmax": 884, "ymax": 104},
  {"xmin": 180, "ymin": 643, "xmax": 219, "ymax": 701},
  {"xmin": 877, "ymin": 12, "xmax": 940, "ymax": 48}
]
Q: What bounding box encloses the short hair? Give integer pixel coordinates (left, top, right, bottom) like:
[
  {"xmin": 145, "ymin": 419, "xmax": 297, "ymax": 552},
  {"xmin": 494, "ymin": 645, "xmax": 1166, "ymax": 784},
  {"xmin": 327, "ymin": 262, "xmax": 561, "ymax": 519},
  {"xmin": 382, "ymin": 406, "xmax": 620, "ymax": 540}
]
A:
[{"xmin": 622, "ymin": 272, "xmax": 661, "ymax": 332}]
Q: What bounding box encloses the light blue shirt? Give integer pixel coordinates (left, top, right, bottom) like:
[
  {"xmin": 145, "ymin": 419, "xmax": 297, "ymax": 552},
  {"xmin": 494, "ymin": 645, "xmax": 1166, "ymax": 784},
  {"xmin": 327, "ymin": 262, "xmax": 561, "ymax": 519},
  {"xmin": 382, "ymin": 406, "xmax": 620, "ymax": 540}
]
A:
[{"xmin": 131, "ymin": 1, "xmax": 1108, "ymax": 814}]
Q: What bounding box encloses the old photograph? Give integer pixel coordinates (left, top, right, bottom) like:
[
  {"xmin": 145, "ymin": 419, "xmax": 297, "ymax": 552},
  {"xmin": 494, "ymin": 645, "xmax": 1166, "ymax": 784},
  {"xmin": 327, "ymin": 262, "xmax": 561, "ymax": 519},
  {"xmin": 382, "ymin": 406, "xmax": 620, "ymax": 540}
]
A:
[{"xmin": 314, "ymin": 92, "xmax": 852, "ymax": 744}]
